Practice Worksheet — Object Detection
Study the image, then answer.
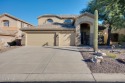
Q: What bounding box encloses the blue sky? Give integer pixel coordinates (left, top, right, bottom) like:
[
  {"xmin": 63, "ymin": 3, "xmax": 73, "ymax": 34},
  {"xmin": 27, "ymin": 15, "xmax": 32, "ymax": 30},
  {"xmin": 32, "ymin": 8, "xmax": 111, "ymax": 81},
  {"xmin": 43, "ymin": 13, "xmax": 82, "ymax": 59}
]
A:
[{"xmin": 0, "ymin": 0, "xmax": 90, "ymax": 25}]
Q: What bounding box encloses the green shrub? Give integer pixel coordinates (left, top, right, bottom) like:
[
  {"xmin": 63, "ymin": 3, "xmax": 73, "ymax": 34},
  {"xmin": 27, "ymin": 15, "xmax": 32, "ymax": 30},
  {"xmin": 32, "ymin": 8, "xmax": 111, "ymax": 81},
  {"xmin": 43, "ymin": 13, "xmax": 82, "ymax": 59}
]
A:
[{"xmin": 106, "ymin": 52, "xmax": 117, "ymax": 58}]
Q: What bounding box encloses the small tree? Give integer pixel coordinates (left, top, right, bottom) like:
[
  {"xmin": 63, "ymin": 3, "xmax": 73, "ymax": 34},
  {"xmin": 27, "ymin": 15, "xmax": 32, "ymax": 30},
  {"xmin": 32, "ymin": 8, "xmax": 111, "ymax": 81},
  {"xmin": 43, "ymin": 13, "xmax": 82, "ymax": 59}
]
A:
[
  {"xmin": 93, "ymin": 10, "xmax": 98, "ymax": 52},
  {"xmin": 81, "ymin": 0, "xmax": 125, "ymax": 46}
]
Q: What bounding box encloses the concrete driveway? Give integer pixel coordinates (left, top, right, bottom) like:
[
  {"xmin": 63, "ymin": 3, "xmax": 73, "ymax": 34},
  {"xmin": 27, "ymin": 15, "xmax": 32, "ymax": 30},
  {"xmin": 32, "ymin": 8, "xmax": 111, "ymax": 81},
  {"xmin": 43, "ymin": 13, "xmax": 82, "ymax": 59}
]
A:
[{"xmin": 0, "ymin": 46, "xmax": 94, "ymax": 82}]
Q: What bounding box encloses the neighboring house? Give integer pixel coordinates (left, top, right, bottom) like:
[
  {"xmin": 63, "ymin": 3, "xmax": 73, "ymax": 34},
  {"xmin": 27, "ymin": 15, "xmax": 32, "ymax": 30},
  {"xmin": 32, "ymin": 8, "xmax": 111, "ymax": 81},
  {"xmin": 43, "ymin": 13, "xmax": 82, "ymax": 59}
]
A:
[
  {"xmin": 21, "ymin": 13, "xmax": 125, "ymax": 46},
  {"xmin": 0, "ymin": 13, "xmax": 33, "ymax": 45}
]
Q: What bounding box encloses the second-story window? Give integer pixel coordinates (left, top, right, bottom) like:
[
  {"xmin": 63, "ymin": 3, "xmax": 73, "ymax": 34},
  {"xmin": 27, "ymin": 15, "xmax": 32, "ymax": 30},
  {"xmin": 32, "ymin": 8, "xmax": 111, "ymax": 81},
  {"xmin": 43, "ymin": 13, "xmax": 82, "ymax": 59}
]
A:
[
  {"xmin": 64, "ymin": 19, "xmax": 72, "ymax": 24},
  {"xmin": 46, "ymin": 19, "xmax": 53, "ymax": 23},
  {"xmin": 3, "ymin": 20, "xmax": 9, "ymax": 27}
]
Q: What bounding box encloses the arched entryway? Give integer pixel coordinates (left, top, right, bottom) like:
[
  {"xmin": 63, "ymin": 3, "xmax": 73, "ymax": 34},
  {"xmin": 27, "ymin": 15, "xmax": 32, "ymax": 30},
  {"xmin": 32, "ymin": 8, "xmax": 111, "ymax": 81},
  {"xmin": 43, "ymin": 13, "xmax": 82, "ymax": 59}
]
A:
[{"xmin": 80, "ymin": 23, "xmax": 90, "ymax": 45}]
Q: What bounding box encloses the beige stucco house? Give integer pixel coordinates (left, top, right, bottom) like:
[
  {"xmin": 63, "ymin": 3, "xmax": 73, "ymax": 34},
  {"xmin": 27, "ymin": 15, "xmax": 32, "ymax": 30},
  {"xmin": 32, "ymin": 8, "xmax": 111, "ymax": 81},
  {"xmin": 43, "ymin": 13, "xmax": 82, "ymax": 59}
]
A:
[
  {"xmin": 0, "ymin": 13, "xmax": 33, "ymax": 45},
  {"xmin": 21, "ymin": 12, "xmax": 125, "ymax": 46}
]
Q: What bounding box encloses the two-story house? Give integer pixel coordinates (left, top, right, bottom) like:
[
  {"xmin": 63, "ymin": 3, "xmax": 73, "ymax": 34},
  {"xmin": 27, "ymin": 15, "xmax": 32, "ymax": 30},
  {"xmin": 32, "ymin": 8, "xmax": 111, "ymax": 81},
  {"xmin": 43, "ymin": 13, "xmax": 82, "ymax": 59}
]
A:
[
  {"xmin": 0, "ymin": 13, "xmax": 33, "ymax": 45},
  {"xmin": 21, "ymin": 13, "xmax": 125, "ymax": 46}
]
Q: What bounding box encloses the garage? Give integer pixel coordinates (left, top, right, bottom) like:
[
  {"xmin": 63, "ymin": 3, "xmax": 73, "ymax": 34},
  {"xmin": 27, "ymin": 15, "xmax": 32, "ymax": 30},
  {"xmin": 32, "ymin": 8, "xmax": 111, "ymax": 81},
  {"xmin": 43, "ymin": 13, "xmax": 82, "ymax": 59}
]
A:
[
  {"xmin": 59, "ymin": 32, "xmax": 75, "ymax": 46},
  {"xmin": 21, "ymin": 27, "xmax": 75, "ymax": 46},
  {"xmin": 26, "ymin": 32, "xmax": 55, "ymax": 46}
]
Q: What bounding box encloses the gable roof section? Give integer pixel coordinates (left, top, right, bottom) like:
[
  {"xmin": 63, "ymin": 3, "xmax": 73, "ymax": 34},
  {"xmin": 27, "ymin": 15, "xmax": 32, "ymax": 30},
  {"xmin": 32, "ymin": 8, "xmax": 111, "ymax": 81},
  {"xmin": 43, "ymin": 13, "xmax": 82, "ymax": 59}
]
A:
[{"xmin": 0, "ymin": 13, "xmax": 33, "ymax": 26}]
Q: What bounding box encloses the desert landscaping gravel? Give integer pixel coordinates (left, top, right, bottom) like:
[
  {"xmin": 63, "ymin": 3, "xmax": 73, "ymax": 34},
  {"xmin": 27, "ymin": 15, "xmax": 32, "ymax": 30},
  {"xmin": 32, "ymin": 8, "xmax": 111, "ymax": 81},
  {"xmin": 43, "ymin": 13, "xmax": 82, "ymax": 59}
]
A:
[{"xmin": 80, "ymin": 47, "xmax": 125, "ymax": 73}]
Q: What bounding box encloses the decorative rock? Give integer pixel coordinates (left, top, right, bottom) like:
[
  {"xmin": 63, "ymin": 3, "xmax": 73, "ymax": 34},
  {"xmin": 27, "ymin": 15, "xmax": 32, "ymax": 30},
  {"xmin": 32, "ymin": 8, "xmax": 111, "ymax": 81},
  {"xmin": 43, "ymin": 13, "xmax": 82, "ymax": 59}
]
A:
[
  {"xmin": 102, "ymin": 53, "xmax": 107, "ymax": 56},
  {"xmin": 93, "ymin": 50, "xmax": 101, "ymax": 55},
  {"xmin": 91, "ymin": 55, "xmax": 103, "ymax": 63},
  {"xmin": 111, "ymin": 45, "xmax": 115, "ymax": 52},
  {"xmin": 97, "ymin": 52, "xmax": 106, "ymax": 56}
]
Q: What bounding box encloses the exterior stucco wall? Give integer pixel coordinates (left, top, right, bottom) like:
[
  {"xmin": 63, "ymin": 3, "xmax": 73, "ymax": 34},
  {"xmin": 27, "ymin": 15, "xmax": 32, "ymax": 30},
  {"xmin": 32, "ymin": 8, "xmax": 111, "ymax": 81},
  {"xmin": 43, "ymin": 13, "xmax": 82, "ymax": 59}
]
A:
[
  {"xmin": 103, "ymin": 28, "xmax": 125, "ymax": 45},
  {"xmin": 75, "ymin": 16, "xmax": 94, "ymax": 46},
  {"xmin": 112, "ymin": 28, "xmax": 125, "ymax": 45},
  {"xmin": 112, "ymin": 28, "xmax": 125, "ymax": 35},
  {"xmin": 17, "ymin": 21, "xmax": 29, "ymax": 28},
  {"xmin": 38, "ymin": 17, "xmax": 63, "ymax": 25},
  {"xmin": 0, "ymin": 35, "xmax": 15, "ymax": 42},
  {"xmin": 97, "ymin": 26, "xmax": 125, "ymax": 45},
  {"xmin": 23, "ymin": 23, "xmax": 28, "ymax": 27},
  {"xmin": 38, "ymin": 17, "xmax": 73, "ymax": 25},
  {"xmin": 17, "ymin": 21, "xmax": 21, "ymax": 29},
  {"xmin": 90, "ymin": 25, "xmax": 94, "ymax": 45}
]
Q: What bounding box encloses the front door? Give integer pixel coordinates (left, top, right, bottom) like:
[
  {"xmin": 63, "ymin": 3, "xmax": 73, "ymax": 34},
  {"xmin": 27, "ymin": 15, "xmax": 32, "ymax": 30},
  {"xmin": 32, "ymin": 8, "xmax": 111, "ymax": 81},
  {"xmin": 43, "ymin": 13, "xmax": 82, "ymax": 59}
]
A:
[{"xmin": 81, "ymin": 32, "xmax": 90, "ymax": 45}]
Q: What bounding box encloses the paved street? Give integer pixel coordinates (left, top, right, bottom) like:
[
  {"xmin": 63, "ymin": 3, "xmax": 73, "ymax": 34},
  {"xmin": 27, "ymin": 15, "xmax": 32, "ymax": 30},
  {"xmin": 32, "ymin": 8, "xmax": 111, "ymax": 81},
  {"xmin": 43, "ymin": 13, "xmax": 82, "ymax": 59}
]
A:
[{"xmin": 0, "ymin": 46, "xmax": 125, "ymax": 82}]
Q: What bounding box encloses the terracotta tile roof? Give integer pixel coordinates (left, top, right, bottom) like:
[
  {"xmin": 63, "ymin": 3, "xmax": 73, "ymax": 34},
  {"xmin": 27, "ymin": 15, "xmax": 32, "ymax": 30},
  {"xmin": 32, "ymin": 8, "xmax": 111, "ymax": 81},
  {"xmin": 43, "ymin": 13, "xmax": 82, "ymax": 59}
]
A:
[
  {"xmin": 58, "ymin": 15, "xmax": 78, "ymax": 18},
  {"xmin": 21, "ymin": 23, "xmax": 75, "ymax": 31},
  {"xmin": 38, "ymin": 13, "xmax": 93, "ymax": 19}
]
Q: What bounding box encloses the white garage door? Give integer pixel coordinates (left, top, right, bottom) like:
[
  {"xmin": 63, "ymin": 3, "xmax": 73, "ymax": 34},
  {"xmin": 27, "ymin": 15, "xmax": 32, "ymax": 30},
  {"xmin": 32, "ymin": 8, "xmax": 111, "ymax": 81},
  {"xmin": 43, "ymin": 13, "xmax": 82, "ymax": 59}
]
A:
[
  {"xmin": 26, "ymin": 33, "xmax": 55, "ymax": 46},
  {"xmin": 59, "ymin": 33, "xmax": 75, "ymax": 46}
]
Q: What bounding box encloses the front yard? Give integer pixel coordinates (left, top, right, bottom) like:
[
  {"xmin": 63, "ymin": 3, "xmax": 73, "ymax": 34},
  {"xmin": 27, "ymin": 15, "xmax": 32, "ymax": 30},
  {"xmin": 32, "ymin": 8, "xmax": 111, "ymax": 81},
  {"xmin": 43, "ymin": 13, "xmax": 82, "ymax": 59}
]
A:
[{"xmin": 80, "ymin": 47, "xmax": 125, "ymax": 73}]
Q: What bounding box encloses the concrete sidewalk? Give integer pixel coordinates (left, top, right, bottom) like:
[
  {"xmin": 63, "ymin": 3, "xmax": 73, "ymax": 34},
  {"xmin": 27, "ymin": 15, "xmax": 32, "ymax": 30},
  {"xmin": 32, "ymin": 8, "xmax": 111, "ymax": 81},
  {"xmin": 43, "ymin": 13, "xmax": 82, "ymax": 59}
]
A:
[
  {"xmin": 0, "ymin": 46, "xmax": 125, "ymax": 82},
  {"xmin": 0, "ymin": 73, "xmax": 125, "ymax": 82}
]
